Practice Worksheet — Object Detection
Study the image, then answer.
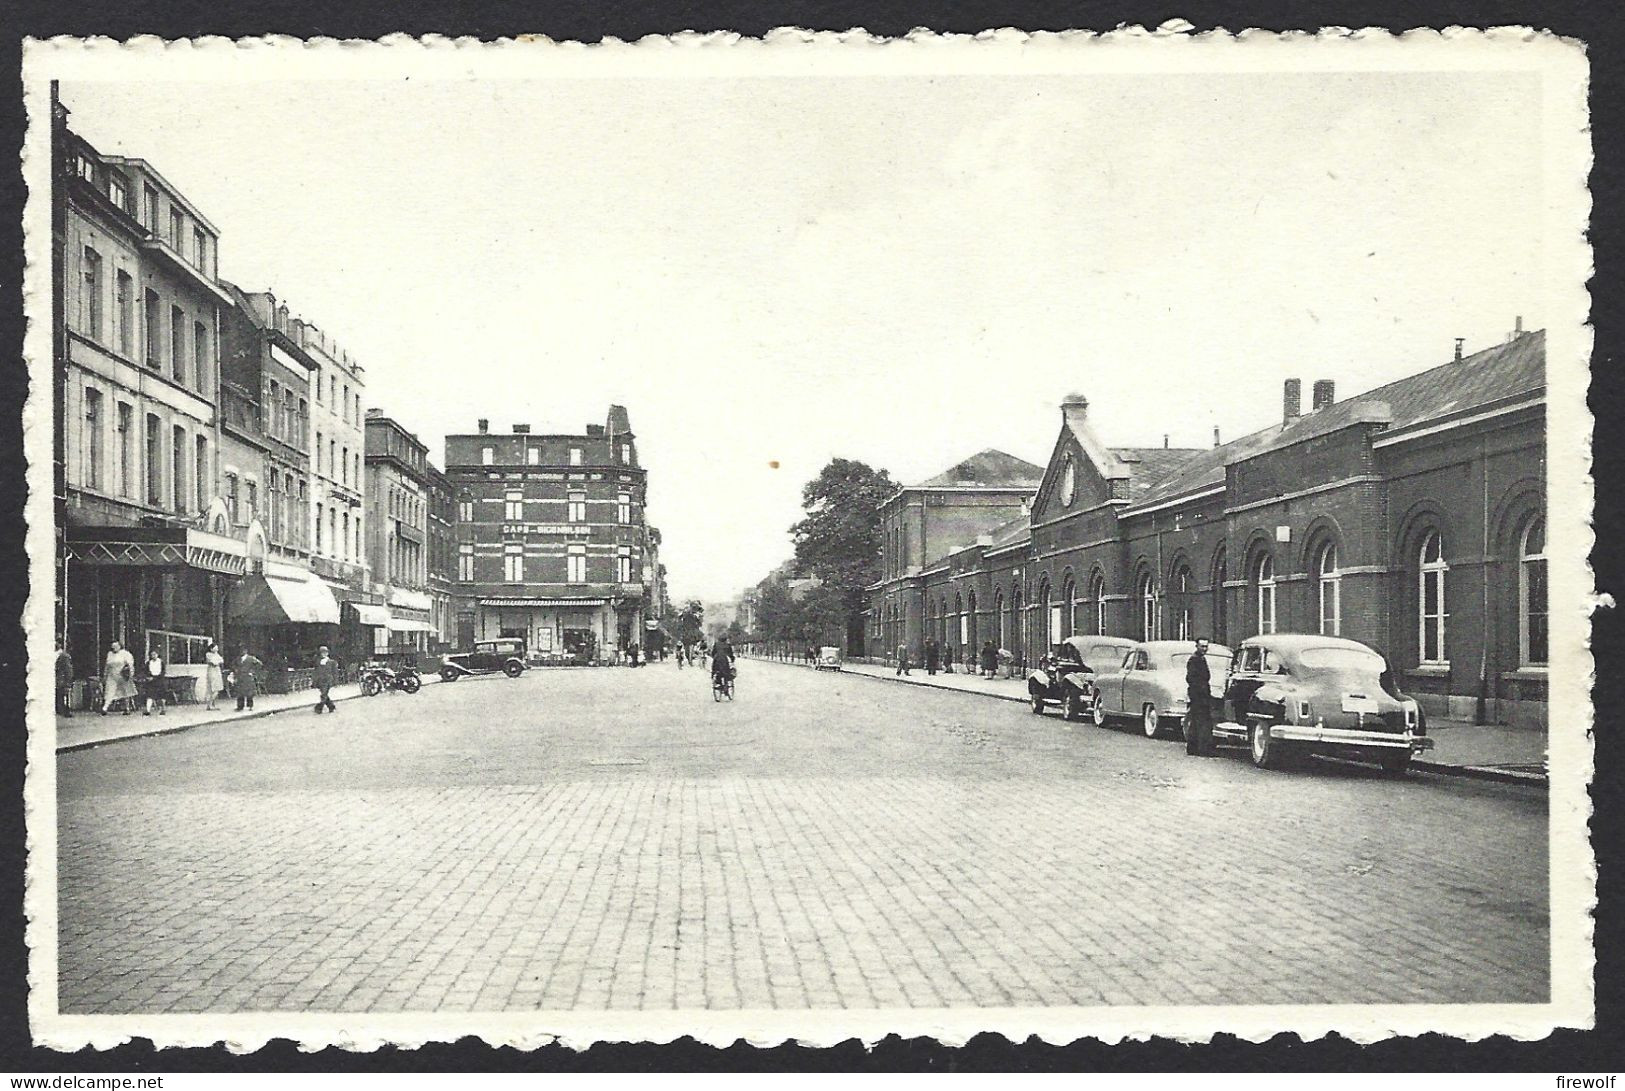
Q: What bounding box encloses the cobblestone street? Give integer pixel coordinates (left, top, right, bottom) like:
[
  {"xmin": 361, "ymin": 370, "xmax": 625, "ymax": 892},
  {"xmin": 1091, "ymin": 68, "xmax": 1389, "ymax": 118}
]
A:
[{"xmin": 57, "ymin": 659, "xmax": 1549, "ymax": 1013}]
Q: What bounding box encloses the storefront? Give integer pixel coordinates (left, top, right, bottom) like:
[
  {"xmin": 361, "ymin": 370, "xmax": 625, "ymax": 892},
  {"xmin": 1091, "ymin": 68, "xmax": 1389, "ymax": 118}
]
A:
[
  {"xmin": 476, "ymin": 596, "xmax": 615, "ymax": 664},
  {"xmin": 384, "ymin": 587, "xmax": 433, "ymax": 659},
  {"xmin": 225, "ymin": 560, "xmax": 342, "ymax": 690}
]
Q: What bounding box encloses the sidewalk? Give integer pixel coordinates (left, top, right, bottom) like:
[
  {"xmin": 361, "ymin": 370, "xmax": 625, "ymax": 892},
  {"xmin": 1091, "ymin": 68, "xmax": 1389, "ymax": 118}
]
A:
[
  {"xmin": 755, "ymin": 655, "xmax": 1549, "ymax": 785},
  {"xmin": 56, "ymin": 679, "xmax": 378, "ymax": 753}
]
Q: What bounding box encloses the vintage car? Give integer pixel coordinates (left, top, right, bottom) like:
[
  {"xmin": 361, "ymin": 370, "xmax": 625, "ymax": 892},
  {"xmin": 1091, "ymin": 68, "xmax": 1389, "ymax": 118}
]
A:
[
  {"xmin": 1088, "ymin": 640, "xmax": 1233, "ymax": 738},
  {"xmin": 1211, "ymin": 634, "xmax": 1434, "ymax": 772},
  {"xmin": 1026, "ymin": 637, "xmax": 1102, "ymax": 720},
  {"xmin": 815, "ymin": 646, "xmax": 843, "ymax": 672},
  {"xmin": 439, "ymin": 638, "xmax": 529, "ymax": 681}
]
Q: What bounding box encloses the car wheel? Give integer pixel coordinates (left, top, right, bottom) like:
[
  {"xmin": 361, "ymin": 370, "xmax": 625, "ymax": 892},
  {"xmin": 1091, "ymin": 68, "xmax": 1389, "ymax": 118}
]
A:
[
  {"xmin": 361, "ymin": 676, "xmax": 381, "ymax": 697},
  {"xmin": 1030, "ymin": 689, "xmax": 1045, "ymax": 715},
  {"xmin": 1091, "ymin": 699, "xmax": 1109, "ymax": 728},
  {"xmin": 1064, "ymin": 690, "xmax": 1085, "ymax": 722},
  {"xmin": 503, "ymin": 661, "xmax": 523, "ymax": 678},
  {"xmin": 440, "ymin": 667, "xmax": 458, "ymax": 683},
  {"xmin": 401, "ymin": 674, "xmax": 421, "ymax": 694},
  {"xmin": 1142, "ymin": 704, "xmax": 1161, "ymax": 739},
  {"xmin": 1250, "ymin": 718, "xmax": 1284, "ymax": 769},
  {"xmin": 1378, "ymin": 750, "xmax": 1412, "ymax": 775}
]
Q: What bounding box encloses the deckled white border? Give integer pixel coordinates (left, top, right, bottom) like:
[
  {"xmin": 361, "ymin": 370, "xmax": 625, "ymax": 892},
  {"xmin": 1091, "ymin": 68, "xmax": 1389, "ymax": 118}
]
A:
[{"xmin": 21, "ymin": 26, "xmax": 1596, "ymax": 1052}]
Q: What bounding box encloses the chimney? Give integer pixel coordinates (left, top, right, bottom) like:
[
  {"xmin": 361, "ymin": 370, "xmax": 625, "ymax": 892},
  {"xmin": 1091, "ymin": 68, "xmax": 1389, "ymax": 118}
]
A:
[
  {"xmin": 1312, "ymin": 379, "xmax": 1335, "ymax": 411},
  {"xmin": 1283, "ymin": 379, "xmax": 1302, "ymax": 424},
  {"xmin": 1510, "ymin": 315, "xmax": 1525, "ymax": 341},
  {"xmin": 477, "ymin": 419, "xmax": 489, "ymax": 434},
  {"xmin": 513, "ymin": 424, "xmax": 530, "ymax": 434},
  {"xmin": 1213, "ymin": 426, "xmax": 1221, "ymax": 448},
  {"xmin": 1162, "ymin": 434, "xmax": 1169, "ymax": 449},
  {"xmin": 1454, "ymin": 338, "xmax": 1465, "ymax": 362}
]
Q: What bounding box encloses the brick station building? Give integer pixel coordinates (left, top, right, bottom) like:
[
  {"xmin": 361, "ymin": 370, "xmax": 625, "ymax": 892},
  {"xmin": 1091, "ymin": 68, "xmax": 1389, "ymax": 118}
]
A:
[
  {"xmin": 444, "ymin": 407, "xmax": 656, "ymax": 662},
  {"xmin": 869, "ymin": 330, "xmax": 1547, "ymax": 727}
]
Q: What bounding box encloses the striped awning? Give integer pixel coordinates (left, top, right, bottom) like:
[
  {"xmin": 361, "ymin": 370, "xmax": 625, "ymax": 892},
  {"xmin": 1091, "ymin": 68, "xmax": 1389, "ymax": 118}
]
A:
[{"xmin": 480, "ymin": 597, "xmax": 607, "ymax": 608}]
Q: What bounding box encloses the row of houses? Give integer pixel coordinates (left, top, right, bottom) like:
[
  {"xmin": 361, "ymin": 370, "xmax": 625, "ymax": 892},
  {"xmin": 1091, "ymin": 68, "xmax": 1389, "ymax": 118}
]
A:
[
  {"xmin": 866, "ymin": 331, "xmax": 1547, "ymax": 728},
  {"xmin": 51, "ymin": 91, "xmax": 664, "ymax": 699}
]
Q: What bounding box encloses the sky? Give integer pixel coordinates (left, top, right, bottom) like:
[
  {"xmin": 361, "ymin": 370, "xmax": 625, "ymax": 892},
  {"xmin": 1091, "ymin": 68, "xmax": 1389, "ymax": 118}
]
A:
[{"xmin": 57, "ymin": 69, "xmax": 1544, "ymax": 603}]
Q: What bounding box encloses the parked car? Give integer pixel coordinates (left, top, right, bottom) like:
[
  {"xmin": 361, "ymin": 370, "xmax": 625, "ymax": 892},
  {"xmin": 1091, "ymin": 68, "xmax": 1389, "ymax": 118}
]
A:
[
  {"xmin": 1088, "ymin": 640, "xmax": 1233, "ymax": 738},
  {"xmin": 439, "ymin": 638, "xmax": 529, "ymax": 681},
  {"xmin": 1211, "ymin": 634, "xmax": 1434, "ymax": 773},
  {"xmin": 1070, "ymin": 635, "xmax": 1139, "ymax": 675},
  {"xmin": 815, "ymin": 646, "xmax": 843, "ymax": 672},
  {"xmin": 1026, "ymin": 638, "xmax": 1099, "ymax": 720}
]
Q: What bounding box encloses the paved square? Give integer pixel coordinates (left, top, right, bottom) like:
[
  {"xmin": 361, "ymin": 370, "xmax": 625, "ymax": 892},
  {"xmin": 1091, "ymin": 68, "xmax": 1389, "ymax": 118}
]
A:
[{"xmin": 57, "ymin": 660, "xmax": 1548, "ymax": 1012}]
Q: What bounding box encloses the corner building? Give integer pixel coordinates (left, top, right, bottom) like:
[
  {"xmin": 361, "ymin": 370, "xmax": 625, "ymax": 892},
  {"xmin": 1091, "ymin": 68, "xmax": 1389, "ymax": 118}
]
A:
[
  {"xmin": 871, "ymin": 331, "xmax": 1547, "ymax": 727},
  {"xmin": 445, "ymin": 407, "xmax": 652, "ymax": 661}
]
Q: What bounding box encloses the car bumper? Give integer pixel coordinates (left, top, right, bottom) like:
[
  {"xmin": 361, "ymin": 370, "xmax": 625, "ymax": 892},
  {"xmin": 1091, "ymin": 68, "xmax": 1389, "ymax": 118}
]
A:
[{"xmin": 1269, "ymin": 724, "xmax": 1434, "ymax": 751}]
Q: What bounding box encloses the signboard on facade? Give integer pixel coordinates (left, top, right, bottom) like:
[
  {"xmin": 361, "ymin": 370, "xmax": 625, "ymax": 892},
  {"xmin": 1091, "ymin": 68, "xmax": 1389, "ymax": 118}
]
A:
[{"xmin": 501, "ymin": 524, "xmax": 593, "ymax": 537}]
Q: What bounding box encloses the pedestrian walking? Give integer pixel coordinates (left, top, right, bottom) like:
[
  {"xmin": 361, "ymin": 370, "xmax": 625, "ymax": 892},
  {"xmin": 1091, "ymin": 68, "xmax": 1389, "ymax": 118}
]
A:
[
  {"xmin": 895, "ymin": 643, "xmax": 912, "ymax": 676},
  {"xmin": 55, "ymin": 642, "xmax": 74, "ymax": 717},
  {"xmin": 312, "ymin": 645, "xmax": 339, "ymax": 714},
  {"xmin": 100, "ymin": 640, "xmax": 137, "ymax": 715},
  {"xmin": 140, "ymin": 647, "xmax": 168, "ymax": 716},
  {"xmin": 203, "ymin": 642, "xmax": 224, "ymax": 711},
  {"xmin": 943, "ymin": 643, "xmax": 955, "ymax": 675},
  {"xmin": 1185, "ymin": 637, "xmax": 1216, "ymax": 756},
  {"xmin": 232, "ymin": 649, "xmax": 264, "ymax": 711},
  {"xmin": 925, "ymin": 639, "xmax": 939, "ymax": 676},
  {"xmin": 980, "ymin": 640, "xmax": 998, "ymax": 678}
]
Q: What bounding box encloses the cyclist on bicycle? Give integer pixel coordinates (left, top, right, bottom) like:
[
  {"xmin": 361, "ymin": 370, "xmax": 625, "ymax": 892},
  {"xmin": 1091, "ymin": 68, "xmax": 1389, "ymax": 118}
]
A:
[{"xmin": 710, "ymin": 636, "xmax": 735, "ymax": 688}]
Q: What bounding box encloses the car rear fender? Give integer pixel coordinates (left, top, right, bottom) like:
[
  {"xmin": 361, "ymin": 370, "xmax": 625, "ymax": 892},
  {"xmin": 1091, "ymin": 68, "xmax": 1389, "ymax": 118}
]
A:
[{"xmin": 443, "ymin": 661, "xmax": 473, "ymax": 676}]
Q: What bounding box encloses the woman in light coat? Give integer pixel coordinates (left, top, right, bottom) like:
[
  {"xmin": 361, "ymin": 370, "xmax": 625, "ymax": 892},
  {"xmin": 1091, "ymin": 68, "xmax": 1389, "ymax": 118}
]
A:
[
  {"xmin": 203, "ymin": 642, "xmax": 225, "ymax": 711},
  {"xmin": 100, "ymin": 640, "xmax": 138, "ymax": 715}
]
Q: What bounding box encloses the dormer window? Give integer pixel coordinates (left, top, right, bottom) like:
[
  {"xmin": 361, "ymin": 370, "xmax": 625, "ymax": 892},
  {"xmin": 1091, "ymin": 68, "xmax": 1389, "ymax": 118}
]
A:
[
  {"xmin": 74, "ymin": 154, "xmax": 95, "ymax": 183},
  {"xmin": 107, "ymin": 172, "xmax": 128, "ymax": 211}
]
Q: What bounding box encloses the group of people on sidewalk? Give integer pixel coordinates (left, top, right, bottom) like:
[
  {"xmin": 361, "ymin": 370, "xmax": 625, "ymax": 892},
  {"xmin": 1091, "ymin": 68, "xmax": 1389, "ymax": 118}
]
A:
[
  {"xmin": 53, "ymin": 639, "xmax": 283, "ymax": 718},
  {"xmin": 893, "ymin": 640, "xmax": 1010, "ymax": 679}
]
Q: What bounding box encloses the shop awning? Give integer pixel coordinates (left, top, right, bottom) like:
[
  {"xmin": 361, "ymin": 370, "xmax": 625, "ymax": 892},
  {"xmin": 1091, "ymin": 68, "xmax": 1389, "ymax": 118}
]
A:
[
  {"xmin": 351, "ymin": 604, "xmax": 390, "ymax": 627},
  {"xmin": 480, "ymin": 597, "xmax": 607, "ymax": 608},
  {"xmin": 65, "ymin": 524, "xmax": 247, "ymax": 576},
  {"xmin": 386, "ymin": 617, "xmax": 434, "ymax": 632},
  {"xmin": 228, "ymin": 571, "xmax": 342, "ymax": 625}
]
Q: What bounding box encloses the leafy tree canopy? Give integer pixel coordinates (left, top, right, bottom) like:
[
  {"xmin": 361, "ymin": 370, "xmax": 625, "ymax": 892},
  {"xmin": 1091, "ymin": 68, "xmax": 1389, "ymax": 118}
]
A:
[{"xmin": 790, "ymin": 458, "xmax": 896, "ymax": 594}]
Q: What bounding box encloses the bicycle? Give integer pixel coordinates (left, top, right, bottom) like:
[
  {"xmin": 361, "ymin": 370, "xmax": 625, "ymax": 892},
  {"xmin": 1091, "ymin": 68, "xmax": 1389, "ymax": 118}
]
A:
[{"xmin": 711, "ymin": 668, "xmax": 735, "ymax": 701}]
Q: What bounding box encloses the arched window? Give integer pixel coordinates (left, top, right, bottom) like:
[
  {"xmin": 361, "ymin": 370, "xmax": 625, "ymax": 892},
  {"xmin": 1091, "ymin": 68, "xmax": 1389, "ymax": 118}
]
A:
[
  {"xmin": 1039, "ymin": 579, "xmax": 1057, "ymax": 646},
  {"xmin": 967, "ymin": 590, "xmax": 978, "ymax": 650},
  {"xmin": 1061, "ymin": 576, "xmax": 1077, "ymax": 638},
  {"xmin": 1253, "ymin": 551, "xmax": 1276, "ymax": 636},
  {"xmin": 954, "ymin": 592, "xmax": 966, "ymax": 648},
  {"xmin": 1090, "ymin": 571, "xmax": 1107, "ymax": 635},
  {"xmin": 995, "ymin": 590, "xmax": 1006, "ymax": 651},
  {"xmin": 1171, "ymin": 563, "xmax": 1193, "ymax": 640},
  {"xmin": 1418, "ymin": 529, "xmax": 1448, "ymax": 663},
  {"xmin": 1211, "ymin": 545, "xmax": 1228, "ymax": 645},
  {"xmin": 1519, "ymin": 517, "xmax": 1546, "ymax": 666},
  {"xmin": 1137, "ymin": 570, "xmax": 1157, "ymax": 641},
  {"xmin": 1011, "ymin": 586, "xmax": 1025, "ymax": 660},
  {"xmin": 1314, "ymin": 541, "xmax": 1341, "ymax": 636}
]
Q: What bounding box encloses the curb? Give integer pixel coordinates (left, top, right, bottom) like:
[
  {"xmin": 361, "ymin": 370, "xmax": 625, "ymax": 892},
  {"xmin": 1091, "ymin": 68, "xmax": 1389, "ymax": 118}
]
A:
[
  {"xmin": 57, "ymin": 687, "xmax": 374, "ymax": 754},
  {"xmin": 759, "ymin": 657, "xmax": 1549, "ymax": 789}
]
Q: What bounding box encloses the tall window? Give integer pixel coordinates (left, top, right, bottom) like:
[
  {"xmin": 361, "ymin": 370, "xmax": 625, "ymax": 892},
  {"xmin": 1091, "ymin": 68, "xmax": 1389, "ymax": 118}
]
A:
[
  {"xmin": 458, "ymin": 544, "xmax": 475, "ymax": 581},
  {"xmin": 107, "ymin": 171, "xmax": 128, "ymax": 209},
  {"xmin": 480, "ymin": 446, "xmax": 494, "ymax": 466},
  {"xmin": 1171, "ymin": 565, "xmax": 1193, "ymax": 641},
  {"xmin": 458, "ymin": 499, "xmax": 473, "ymax": 522},
  {"xmin": 116, "ymin": 402, "xmax": 132, "ymax": 497},
  {"xmin": 115, "ymin": 271, "xmax": 133, "ymax": 355},
  {"xmin": 1043, "ymin": 582, "xmax": 1061, "ymax": 645},
  {"xmin": 339, "ymin": 444, "xmax": 348, "ymax": 486},
  {"xmin": 193, "ymin": 227, "xmax": 207, "ymax": 270},
  {"xmin": 224, "ymin": 472, "xmax": 239, "ymax": 522},
  {"xmin": 1315, "ymin": 542, "xmax": 1341, "ymax": 636},
  {"xmin": 82, "ymin": 388, "xmax": 103, "ymax": 489},
  {"xmin": 504, "ymin": 489, "xmax": 523, "ymax": 520},
  {"xmin": 567, "ymin": 545, "xmax": 587, "ymax": 583},
  {"xmin": 616, "ymin": 546, "xmax": 632, "ymax": 584},
  {"xmin": 171, "ymin": 426, "xmax": 187, "ymax": 513},
  {"xmin": 620, "ymin": 443, "xmax": 632, "ymax": 464},
  {"xmin": 617, "ymin": 492, "xmax": 631, "ymax": 524},
  {"xmin": 170, "ymin": 306, "xmax": 186, "ymax": 384},
  {"xmin": 342, "ymin": 384, "xmax": 351, "ymax": 423},
  {"xmin": 298, "ymin": 399, "xmax": 308, "ymax": 447},
  {"xmin": 1520, "ymin": 517, "xmax": 1548, "ymax": 667},
  {"xmin": 527, "ymin": 447, "xmax": 540, "ymax": 465},
  {"xmin": 315, "ymin": 502, "xmax": 325, "ymax": 551},
  {"xmin": 267, "ymin": 473, "xmax": 281, "ymax": 540},
  {"xmin": 503, "ymin": 543, "xmax": 524, "ymax": 582},
  {"xmin": 245, "ymin": 480, "xmax": 257, "ymax": 520},
  {"xmin": 1091, "ymin": 572, "xmax": 1107, "ymax": 635},
  {"xmin": 144, "ymin": 413, "xmax": 162, "ymax": 505},
  {"xmin": 168, "ymin": 207, "xmax": 184, "ymax": 248},
  {"xmin": 341, "ymin": 511, "xmax": 350, "ymax": 559},
  {"xmin": 1418, "ymin": 529, "xmax": 1448, "ymax": 664},
  {"xmin": 143, "ymin": 185, "xmax": 159, "ymax": 230},
  {"xmin": 143, "ymin": 289, "xmax": 160, "ymax": 368},
  {"xmin": 569, "ymin": 447, "xmax": 583, "ymax": 466},
  {"xmin": 567, "ymin": 491, "xmax": 586, "ymax": 522},
  {"xmin": 1212, "ymin": 546, "xmax": 1229, "ymax": 645},
  {"xmin": 195, "ymin": 435, "xmax": 208, "ymax": 513},
  {"xmin": 1138, "ymin": 571, "xmax": 1157, "ymax": 641},
  {"xmin": 79, "ymin": 247, "xmax": 102, "ymax": 339},
  {"xmin": 193, "ymin": 321, "xmax": 209, "ymax": 396},
  {"xmin": 1253, "ymin": 552, "xmax": 1276, "ymax": 635}
]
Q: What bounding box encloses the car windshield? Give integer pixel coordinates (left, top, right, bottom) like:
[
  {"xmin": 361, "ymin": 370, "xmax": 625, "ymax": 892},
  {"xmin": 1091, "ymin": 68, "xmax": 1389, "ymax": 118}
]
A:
[{"xmin": 1298, "ymin": 646, "xmax": 1387, "ymax": 674}]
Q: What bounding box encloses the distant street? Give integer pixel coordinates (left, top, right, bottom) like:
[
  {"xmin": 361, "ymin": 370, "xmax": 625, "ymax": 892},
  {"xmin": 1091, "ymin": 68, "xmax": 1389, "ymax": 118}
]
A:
[{"xmin": 58, "ymin": 660, "xmax": 1548, "ymax": 1013}]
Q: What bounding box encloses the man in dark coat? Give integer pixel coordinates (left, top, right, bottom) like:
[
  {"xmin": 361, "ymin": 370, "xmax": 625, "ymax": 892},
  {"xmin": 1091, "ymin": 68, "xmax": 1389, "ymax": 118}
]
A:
[
  {"xmin": 55, "ymin": 642, "xmax": 74, "ymax": 717},
  {"xmin": 924, "ymin": 639, "xmax": 939, "ymax": 676},
  {"xmin": 1185, "ymin": 638, "xmax": 1215, "ymax": 756},
  {"xmin": 232, "ymin": 649, "xmax": 264, "ymax": 711},
  {"xmin": 312, "ymin": 645, "xmax": 339, "ymax": 714}
]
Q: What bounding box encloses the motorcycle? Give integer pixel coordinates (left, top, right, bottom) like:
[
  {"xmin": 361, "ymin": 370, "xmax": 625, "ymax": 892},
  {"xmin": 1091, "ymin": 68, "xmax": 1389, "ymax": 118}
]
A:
[{"xmin": 359, "ymin": 662, "xmax": 422, "ymax": 696}]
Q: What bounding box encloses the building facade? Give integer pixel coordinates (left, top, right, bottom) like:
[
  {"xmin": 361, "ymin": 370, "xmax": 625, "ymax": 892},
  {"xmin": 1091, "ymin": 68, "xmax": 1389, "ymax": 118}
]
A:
[
  {"xmin": 426, "ymin": 464, "xmax": 456, "ymax": 652},
  {"xmin": 55, "ymin": 98, "xmax": 244, "ymax": 693},
  {"xmin": 364, "ymin": 410, "xmax": 434, "ymax": 655},
  {"xmin": 869, "ymin": 331, "xmax": 1548, "ymax": 727},
  {"xmin": 445, "ymin": 407, "xmax": 651, "ymax": 662}
]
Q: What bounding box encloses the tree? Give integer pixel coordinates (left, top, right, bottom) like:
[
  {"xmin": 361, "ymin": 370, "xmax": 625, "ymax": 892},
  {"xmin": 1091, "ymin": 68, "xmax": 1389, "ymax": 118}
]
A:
[
  {"xmin": 674, "ymin": 600, "xmax": 706, "ymax": 647},
  {"xmin": 789, "ymin": 458, "xmax": 896, "ymax": 653}
]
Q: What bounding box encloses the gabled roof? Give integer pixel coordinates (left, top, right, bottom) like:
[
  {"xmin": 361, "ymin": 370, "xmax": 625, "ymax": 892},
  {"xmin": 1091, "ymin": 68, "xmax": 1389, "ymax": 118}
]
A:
[
  {"xmin": 1124, "ymin": 330, "xmax": 1546, "ymax": 512},
  {"xmin": 916, "ymin": 449, "xmax": 1044, "ymax": 489},
  {"xmin": 1110, "ymin": 447, "xmax": 1206, "ymax": 497}
]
